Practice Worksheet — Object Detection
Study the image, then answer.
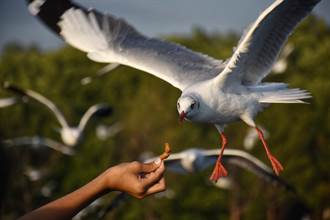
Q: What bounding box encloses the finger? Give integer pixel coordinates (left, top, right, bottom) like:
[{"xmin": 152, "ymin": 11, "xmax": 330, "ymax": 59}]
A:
[
  {"xmin": 140, "ymin": 160, "xmax": 161, "ymax": 173},
  {"xmin": 145, "ymin": 178, "xmax": 166, "ymax": 196},
  {"xmin": 141, "ymin": 162, "xmax": 165, "ymax": 188}
]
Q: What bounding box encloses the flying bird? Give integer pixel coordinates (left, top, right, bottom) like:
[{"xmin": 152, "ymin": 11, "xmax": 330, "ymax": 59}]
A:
[
  {"xmin": 98, "ymin": 147, "xmax": 294, "ymax": 218},
  {"xmin": 25, "ymin": 0, "xmax": 319, "ymax": 181},
  {"xmin": 1, "ymin": 136, "xmax": 74, "ymax": 155},
  {"xmin": 145, "ymin": 148, "xmax": 293, "ymax": 191},
  {"xmin": 4, "ymin": 83, "xmax": 113, "ymax": 147}
]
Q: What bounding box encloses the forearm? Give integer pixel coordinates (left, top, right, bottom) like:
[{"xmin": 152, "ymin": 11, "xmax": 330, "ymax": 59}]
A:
[{"xmin": 18, "ymin": 171, "xmax": 110, "ymax": 220}]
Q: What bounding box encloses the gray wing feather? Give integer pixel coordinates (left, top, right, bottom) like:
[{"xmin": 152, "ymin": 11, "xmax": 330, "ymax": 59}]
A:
[
  {"xmin": 219, "ymin": 0, "xmax": 320, "ymax": 86},
  {"xmin": 58, "ymin": 6, "xmax": 224, "ymax": 90}
]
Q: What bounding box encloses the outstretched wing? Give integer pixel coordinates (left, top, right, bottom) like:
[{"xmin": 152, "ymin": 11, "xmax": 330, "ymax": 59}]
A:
[
  {"xmin": 4, "ymin": 82, "xmax": 69, "ymax": 128},
  {"xmin": 26, "ymin": 0, "xmax": 224, "ymax": 90},
  {"xmin": 2, "ymin": 136, "xmax": 74, "ymax": 155},
  {"xmin": 78, "ymin": 104, "xmax": 112, "ymax": 131},
  {"xmin": 218, "ymin": 0, "xmax": 320, "ymax": 86}
]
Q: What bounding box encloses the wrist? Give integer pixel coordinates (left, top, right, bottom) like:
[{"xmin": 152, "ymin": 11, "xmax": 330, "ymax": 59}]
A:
[{"xmin": 99, "ymin": 168, "xmax": 114, "ymax": 193}]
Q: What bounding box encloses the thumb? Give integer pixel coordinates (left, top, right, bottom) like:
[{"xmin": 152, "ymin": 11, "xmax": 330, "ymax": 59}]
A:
[{"xmin": 140, "ymin": 159, "xmax": 161, "ymax": 173}]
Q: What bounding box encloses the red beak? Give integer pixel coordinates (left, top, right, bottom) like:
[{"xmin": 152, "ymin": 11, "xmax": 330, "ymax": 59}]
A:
[{"xmin": 179, "ymin": 111, "xmax": 186, "ymax": 122}]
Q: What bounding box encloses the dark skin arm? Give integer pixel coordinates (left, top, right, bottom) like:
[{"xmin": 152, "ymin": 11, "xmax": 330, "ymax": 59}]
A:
[{"xmin": 18, "ymin": 161, "xmax": 166, "ymax": 220}]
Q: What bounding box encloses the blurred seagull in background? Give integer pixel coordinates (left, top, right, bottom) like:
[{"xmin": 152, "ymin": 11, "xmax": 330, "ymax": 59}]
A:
[
  {"xmin": 1, "ymin": 136, "xmax": 74, "ymax": 155},
  {"xmin": 4, "ymin": 83, "xmax": 113, "ymax": 147},
  {"xmin": 25, "ymin": 0, "xmax": 320, "ymax": 181},
  {"xmin": 98, "ymin": 147, "xmax": 294, "ymax": 218},
  {"xmin": 145, "ymin": 148, "xmax": 293, "ymax": 191}
]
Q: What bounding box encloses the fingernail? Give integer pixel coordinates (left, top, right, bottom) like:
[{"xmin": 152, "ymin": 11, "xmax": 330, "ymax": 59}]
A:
[{"xmin": 154, "ymin": 158, "xmax": 161, "ymax": 165}]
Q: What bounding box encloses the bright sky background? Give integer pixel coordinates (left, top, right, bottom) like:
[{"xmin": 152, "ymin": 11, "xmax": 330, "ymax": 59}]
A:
[{"xmin": 0, "ymin": 0, "xmax": 329, "ymax": 52}]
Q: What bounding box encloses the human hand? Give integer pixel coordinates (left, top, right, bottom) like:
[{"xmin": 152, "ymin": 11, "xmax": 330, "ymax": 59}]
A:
[{"xmin": 103, "ymin": 160, "xmax": 166, "ymax": 199}]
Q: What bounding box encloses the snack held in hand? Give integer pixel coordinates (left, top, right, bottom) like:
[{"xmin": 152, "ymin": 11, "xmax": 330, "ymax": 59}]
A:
[{"xmin": 159, "ymin": 143, "xmax": 172, "ymax": 160}]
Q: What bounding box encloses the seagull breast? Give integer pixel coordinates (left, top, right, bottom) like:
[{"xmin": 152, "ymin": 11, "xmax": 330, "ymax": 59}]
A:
[{"xmin": 61, "ymin": 127, "xmax": 81, "ymax": 146}]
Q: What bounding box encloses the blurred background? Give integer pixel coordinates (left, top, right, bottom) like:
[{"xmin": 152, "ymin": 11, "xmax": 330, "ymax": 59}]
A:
[{"xmin": 1, "ymin": 0, "xmax": 330, "ymax": 219}]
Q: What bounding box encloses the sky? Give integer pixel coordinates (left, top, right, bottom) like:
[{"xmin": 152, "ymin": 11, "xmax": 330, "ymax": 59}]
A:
[{"xmin": 0, "ymin": 0, "xmax": 329, "ymax": 52}]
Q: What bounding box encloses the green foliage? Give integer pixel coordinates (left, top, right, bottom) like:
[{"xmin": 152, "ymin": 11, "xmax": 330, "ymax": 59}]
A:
[{"xmin": 1, "ymin": 16, "xmax": 330, "ymax": 219}]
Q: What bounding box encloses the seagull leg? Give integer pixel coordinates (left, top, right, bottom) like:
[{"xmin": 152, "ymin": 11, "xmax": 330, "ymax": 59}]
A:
[
  {"xmin": 209, "ymin": 132, "xmax": 228, "ymax": 182},
  {"xmin": 255, "ymin": 127, "xmax": 283, "ymax": 175}
]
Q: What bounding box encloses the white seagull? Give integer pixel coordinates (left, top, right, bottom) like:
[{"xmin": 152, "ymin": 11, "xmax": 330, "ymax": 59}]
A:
[
  {"xmin": 145, "ymin": 148, "xmax": 293, "ymax": 191},
  {"xmin": 4, "ymin": 83, "xmax": 113, "ymax": 147},
  {"xmin": 25, "ymin": 0, "xmax": 319, "ymax": 181},
  {"xmin": 2, "ymin": 136, "xmax": 74, "ymax": 155}
]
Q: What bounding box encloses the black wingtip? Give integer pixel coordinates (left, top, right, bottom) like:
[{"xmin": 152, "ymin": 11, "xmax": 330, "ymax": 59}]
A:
[
  {"xmin": 25, "ymin": 0, "xmax": 80, "ymax": 36},
  {"xmin": 95, "ymin": 105, "xmax": 113, "ymax": 117},
  {"xmin": 3, "ymin": 82, "xmax": 27, "ymax": 97}
]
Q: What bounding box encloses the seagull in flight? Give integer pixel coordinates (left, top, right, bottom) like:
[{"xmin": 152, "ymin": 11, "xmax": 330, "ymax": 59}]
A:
[
  {"xmin": 4, "ymin": 83, "xmax": 113, "ymax": 147},
  {"xmin": 145, "ymin": 148, "xmax": 293, "ymax": 191},
  {"xmin": 25, "ymin": 0, "xmax": 319, "ymax": 181}
]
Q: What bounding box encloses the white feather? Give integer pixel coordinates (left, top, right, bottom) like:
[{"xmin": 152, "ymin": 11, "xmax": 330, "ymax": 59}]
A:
[{"xmin": 259, "ymin": 89, "xmax": 312, "ymax": 104}]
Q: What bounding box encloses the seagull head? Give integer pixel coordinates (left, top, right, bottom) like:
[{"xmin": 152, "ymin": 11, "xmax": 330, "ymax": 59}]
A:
[{"xmin": 177, "ymin": 95, "xmax": 199, "ymax": 122}]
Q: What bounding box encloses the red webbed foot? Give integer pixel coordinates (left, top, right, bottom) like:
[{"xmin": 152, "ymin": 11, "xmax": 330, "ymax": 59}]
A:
[
  {"xmin": 209, "ymin": 160, "xmax": 228, "ymax": 182},
  {"xmin": 268, "ymin": 153, "xmax": 284, "ymax": 175}
]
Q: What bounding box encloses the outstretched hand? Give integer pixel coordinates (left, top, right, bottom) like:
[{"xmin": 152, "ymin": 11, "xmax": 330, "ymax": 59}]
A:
[
  {"xmin": 18, "ymin": 148, "xmax": 169, "ymax": 220},
  {"xmin": 104, "ymin": 160, "xmax": 166, "ymax": 199}
]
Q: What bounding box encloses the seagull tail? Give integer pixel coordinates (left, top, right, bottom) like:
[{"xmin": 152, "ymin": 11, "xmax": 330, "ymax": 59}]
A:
[{"xmin": 259, "ymin": 88, "xmax": 312, "ymax": 104}]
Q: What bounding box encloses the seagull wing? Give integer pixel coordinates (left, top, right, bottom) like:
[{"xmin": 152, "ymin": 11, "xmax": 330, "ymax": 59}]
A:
[
  {"xmin": 39, "ymin": 137, "xmax": 75, "ymax": 155},
  {"xmin": 78, "ymin": 104, "xmax": 112, "ymax": 131},
  {"xmin": 26, "ymin": 0, "xmax": 225, "ymax": 90},
  {"xmin": 2, "ymin": 136, "xmax": 74, "ymax": 155},
  {"xmin": 0, "ymin": 97, "xmax": 17, "ymax": 108},
  {"xmin": 217, "ymin": 0, "xmax": 320, "ymax": 87},
  {"xmin": 144, "ymin": 152, "xmax": 188, "ymax": 173},
  {"xmin": 4, "ymin": 83, "xmax": 69, "ymax": 128},
  {"xmin": 163, "ymin": 153, "xmax": 191, "ymax": 173}
]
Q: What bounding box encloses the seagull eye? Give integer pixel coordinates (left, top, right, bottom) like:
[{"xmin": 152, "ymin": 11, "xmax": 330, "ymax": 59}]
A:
[
  {"xmin": 177, "ymin": 103, "xmax": 180, "ymax": 109},
  {"xmin": 190, "ymin": 103, "xmax": 195, "ymax": 109}
]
